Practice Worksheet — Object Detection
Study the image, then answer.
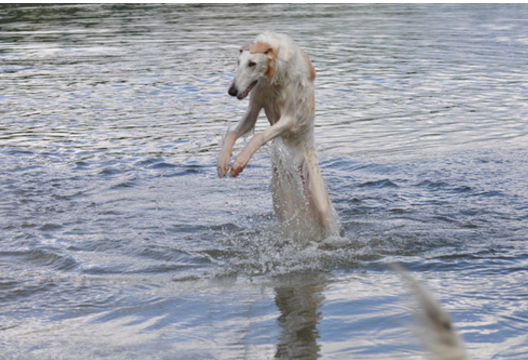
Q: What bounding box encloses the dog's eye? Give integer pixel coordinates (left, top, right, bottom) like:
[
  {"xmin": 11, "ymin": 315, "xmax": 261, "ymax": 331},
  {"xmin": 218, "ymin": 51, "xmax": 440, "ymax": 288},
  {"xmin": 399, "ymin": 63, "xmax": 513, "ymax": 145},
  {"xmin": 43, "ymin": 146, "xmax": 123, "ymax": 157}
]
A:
[{"xmin": 248, "ymin": 61, "xmax": 256, "ymax": 68}]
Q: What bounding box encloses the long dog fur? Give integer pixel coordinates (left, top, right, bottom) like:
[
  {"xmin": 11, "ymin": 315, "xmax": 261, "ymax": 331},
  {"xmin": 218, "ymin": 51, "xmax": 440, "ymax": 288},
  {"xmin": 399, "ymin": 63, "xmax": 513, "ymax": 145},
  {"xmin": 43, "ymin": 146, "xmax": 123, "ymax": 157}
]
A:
[{"xmin": 217, "ymin": 32, "xmax": 340, "ymax": 239}]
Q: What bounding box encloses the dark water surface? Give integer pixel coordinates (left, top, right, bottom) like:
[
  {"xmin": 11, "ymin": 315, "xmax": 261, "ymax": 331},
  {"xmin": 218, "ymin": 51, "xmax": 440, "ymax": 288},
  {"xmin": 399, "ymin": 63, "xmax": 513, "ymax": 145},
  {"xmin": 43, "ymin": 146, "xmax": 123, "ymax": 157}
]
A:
[{"xmin": 1, "ymin": 4, "xmax": 528, "ymax": 359}]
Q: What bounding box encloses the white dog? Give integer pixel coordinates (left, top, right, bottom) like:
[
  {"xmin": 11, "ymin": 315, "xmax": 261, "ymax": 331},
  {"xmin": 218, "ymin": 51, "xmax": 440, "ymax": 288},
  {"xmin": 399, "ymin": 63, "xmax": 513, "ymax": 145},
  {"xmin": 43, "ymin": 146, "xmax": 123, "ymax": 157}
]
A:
[{"xmin": 217, "ymin": 32, "xmax": 339, "ymax": 239}]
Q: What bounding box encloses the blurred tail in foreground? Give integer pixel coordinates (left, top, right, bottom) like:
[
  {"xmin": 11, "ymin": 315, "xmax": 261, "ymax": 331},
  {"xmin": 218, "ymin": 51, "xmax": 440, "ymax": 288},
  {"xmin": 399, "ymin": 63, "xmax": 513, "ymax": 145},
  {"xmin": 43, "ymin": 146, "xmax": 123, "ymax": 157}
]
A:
[{"xmin": 392, "ymin": 264, "xmax": 468, "ymax": 360}]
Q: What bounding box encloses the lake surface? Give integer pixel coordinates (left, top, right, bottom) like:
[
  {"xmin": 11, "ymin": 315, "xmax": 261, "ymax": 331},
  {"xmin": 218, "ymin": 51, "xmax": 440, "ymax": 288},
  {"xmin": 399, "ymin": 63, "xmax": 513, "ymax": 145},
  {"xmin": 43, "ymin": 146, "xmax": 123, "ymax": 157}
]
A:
[{"xmin": 1, "ymin": 4, "xmax": 528, "ymax": 359}]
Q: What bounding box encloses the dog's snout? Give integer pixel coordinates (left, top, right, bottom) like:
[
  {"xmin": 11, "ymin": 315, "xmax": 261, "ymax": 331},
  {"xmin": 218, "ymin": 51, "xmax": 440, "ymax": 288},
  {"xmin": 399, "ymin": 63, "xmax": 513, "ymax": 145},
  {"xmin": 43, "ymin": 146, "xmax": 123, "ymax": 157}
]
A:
[{"xmin": 228, "ymin": 83, "xmax": 238, "ymax": 97}]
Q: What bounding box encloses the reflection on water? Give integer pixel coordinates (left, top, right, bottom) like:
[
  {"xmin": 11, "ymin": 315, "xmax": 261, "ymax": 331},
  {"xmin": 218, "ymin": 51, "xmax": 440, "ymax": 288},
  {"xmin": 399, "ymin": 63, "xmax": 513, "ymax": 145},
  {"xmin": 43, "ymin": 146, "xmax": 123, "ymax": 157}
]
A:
[
  {"xmin": 1, "ymin": 3, "xmax": 528, "ymax": 359},
  {"xmin": 275, "ymin": 274, "xmax": 325, "ymax": 359}
]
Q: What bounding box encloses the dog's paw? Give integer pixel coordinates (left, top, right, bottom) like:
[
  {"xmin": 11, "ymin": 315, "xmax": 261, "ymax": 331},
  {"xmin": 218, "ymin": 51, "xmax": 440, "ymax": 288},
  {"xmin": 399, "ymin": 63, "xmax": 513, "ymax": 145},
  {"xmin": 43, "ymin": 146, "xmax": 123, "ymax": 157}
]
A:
[
  {"xmin": 229, "ymin": 149, "xmax": 252, "ymax": 177},
  {"xmin": 217, "ymin": 154, "xmax": 231, "ymax": 178},
  {"xmin": 229, "ymin": 162, "xmax": 244, "ymax": 177},
  {"xmin": 217, "ymin": 165, "xmax": 228, "ymax": 178},
  {"xmin": 230, "ymin": 156, "xmax": 248, "ymax": 177}
]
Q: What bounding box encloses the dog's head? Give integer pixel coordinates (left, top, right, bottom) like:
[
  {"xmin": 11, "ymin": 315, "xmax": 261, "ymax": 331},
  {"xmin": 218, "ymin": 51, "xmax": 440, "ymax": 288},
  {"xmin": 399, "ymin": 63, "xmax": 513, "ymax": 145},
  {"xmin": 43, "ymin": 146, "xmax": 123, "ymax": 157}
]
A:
[{"xmin": 228, "ymin": 41, "xmax": 279, "ymax": 100}]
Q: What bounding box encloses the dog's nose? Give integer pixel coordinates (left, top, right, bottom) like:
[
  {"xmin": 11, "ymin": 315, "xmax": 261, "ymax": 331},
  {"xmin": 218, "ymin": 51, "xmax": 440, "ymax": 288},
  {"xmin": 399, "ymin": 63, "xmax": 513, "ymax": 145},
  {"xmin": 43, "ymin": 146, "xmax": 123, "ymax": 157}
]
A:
[{"xmin": 228, "ymin": 83, "xmax": 238, "ymax": 97}]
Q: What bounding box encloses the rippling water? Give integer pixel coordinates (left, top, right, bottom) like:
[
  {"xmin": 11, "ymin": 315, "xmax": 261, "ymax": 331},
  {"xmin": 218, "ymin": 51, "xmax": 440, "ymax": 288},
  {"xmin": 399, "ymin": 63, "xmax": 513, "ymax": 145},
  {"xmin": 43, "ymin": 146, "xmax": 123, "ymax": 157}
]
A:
[{"xmin": 1, "ymin": 4, "xmax": 528, "ymax": 359}]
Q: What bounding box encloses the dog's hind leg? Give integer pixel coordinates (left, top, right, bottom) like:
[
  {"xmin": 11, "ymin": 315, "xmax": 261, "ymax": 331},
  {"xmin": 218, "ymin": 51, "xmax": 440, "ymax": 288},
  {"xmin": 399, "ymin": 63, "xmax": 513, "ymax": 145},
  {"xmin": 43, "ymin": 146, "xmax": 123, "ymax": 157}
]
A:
[
  {"xmin": 304, "ymin": 155, "xmax": 337, "ymax": 235},
  {"xmin": 271, "ymin": 165, "xmax": 296, "ymax": 223}
]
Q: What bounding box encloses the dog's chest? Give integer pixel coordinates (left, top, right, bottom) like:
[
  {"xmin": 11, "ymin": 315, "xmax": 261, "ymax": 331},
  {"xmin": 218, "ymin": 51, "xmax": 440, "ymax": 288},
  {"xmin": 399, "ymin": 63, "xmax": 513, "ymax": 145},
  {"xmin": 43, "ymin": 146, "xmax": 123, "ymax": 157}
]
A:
[{"xmin": 263, "ymin": 103, "xmax": 281, "ymax": 125}]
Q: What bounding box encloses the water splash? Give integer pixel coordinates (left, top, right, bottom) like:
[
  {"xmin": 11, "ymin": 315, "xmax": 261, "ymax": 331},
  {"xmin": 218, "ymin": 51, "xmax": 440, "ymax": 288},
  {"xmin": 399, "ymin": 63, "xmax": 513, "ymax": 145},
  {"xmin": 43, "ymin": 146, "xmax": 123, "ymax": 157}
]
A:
[{"xmin": 268, "ymin": 139, "xmax": 342, "ymax": 243}]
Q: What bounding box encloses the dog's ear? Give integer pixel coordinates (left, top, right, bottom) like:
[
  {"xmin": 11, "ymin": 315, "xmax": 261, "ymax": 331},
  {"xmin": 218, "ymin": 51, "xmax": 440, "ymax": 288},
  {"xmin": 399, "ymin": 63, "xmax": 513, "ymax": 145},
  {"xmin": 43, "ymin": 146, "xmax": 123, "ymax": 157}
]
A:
[
  {"xmin": 249, "ymin": 41, "xmax": 279, "ymax": 80},
  {"xmin": 239, "ymin": 43, "xmax": 252, "ymax": 53},
  {"xmin": 250, "ymin": 41, "xmax": 275, "ymax": 56}
]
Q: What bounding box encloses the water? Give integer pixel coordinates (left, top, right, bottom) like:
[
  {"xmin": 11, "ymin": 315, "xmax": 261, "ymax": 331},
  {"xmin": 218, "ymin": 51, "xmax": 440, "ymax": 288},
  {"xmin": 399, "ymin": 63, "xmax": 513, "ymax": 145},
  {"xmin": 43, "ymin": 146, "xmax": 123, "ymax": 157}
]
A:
[{"xmin": 1, "ymin": 4, "xmax": 528, "ymax": 359}]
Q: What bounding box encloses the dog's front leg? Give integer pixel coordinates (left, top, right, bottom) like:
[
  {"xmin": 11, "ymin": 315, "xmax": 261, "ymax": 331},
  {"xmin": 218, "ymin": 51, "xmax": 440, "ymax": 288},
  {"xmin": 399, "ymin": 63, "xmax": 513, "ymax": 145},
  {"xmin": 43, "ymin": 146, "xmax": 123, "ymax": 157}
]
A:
[
  {"xmin": 217, "ymin": 132, "xmax": 237, "ymax": 178},
  {"xmin": 230, "ymin": 115, "xmax": 295, "ymax": 177},
  {"xmin": 217, "ymin": 102, "xmax": 261, "ymax": 178}
]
